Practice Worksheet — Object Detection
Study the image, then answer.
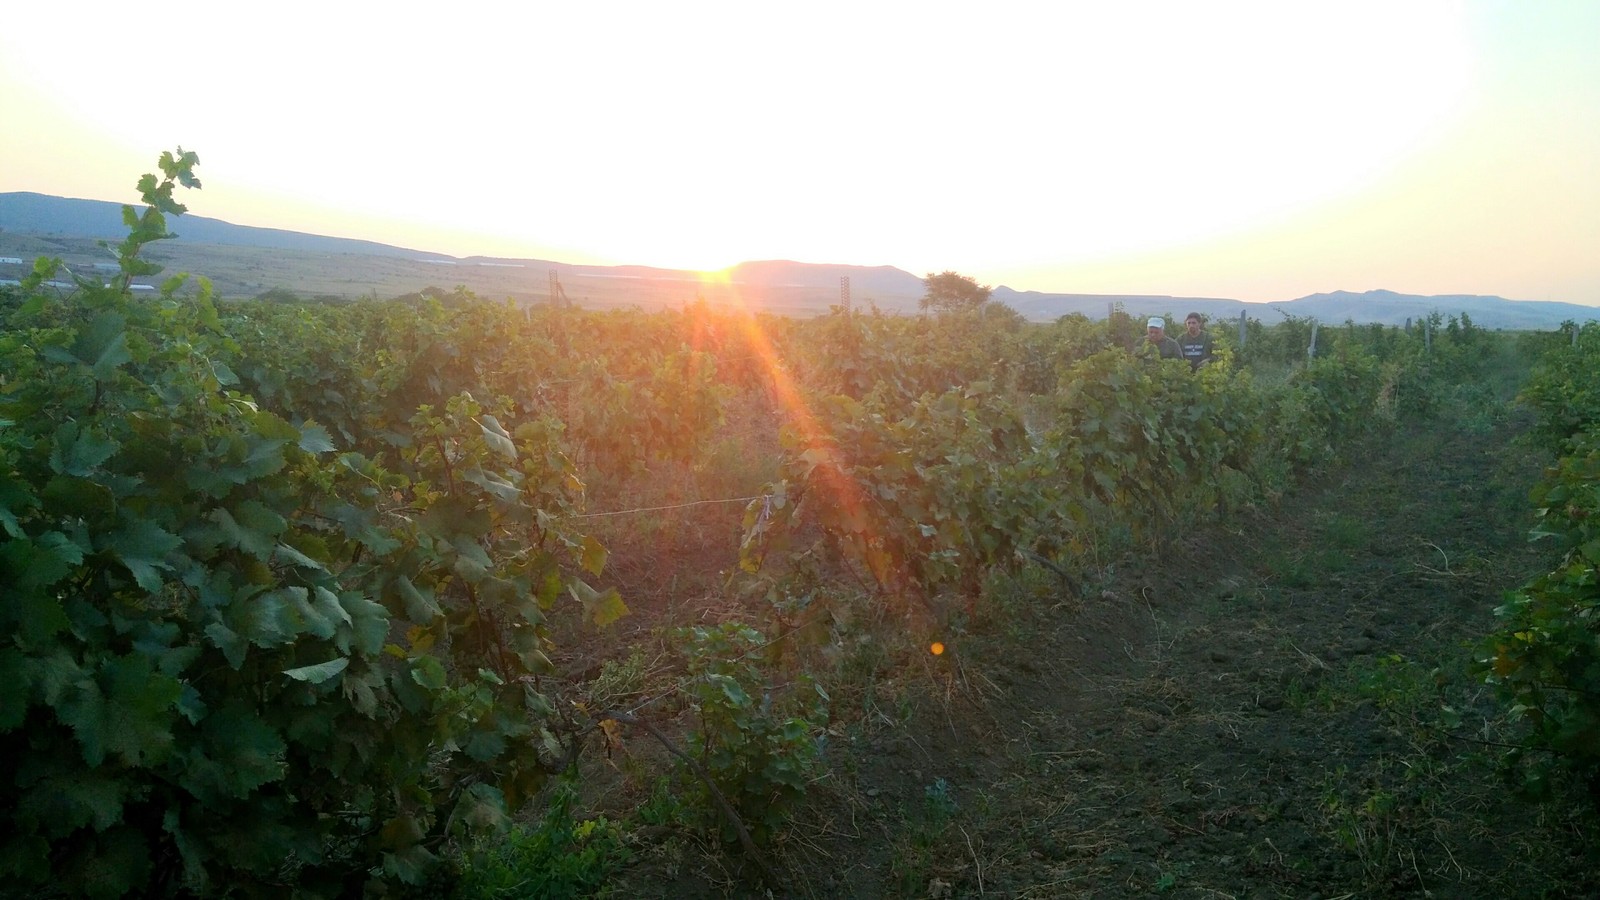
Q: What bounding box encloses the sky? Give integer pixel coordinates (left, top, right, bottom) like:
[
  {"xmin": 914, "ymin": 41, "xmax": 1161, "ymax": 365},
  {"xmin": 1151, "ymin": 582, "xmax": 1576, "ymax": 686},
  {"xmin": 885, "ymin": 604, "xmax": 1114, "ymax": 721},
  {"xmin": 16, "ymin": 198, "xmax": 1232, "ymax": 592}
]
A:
[{"xmin": 2, "ymin": 1, "xmax": 1597, "ymax": 305}]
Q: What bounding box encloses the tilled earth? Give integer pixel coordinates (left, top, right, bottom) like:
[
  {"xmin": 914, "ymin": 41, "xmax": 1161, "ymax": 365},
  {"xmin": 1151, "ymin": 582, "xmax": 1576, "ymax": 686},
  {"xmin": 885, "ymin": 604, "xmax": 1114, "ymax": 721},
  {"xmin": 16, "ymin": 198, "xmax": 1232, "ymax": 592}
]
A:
[{"xmin": 610, "ymin": 416, "xmax": 1600, "ymax": 898}]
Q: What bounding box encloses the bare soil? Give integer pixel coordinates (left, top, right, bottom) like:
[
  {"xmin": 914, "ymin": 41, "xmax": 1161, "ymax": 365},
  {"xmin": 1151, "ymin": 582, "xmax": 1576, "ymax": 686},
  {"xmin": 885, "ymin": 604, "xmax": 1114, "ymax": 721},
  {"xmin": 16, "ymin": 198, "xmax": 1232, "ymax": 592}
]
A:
[{"xmin": 605, "ymin": 409, "xmax": 1600, "ymax": 898}]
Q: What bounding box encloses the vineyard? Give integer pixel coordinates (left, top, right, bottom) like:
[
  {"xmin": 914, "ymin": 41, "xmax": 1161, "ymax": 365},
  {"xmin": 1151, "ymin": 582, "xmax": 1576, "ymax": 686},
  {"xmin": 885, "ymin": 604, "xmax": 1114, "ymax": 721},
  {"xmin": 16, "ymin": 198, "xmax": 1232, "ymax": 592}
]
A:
[{"xmin": 2, "ymin": 153, "xmax": 1598, "ymax": 898}]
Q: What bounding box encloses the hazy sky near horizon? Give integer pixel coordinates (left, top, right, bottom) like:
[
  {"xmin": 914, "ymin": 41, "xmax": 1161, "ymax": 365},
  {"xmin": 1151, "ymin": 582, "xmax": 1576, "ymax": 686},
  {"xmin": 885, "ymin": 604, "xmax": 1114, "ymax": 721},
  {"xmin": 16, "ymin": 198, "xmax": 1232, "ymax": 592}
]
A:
[{"xmin": 3, "ymin": 1, "xmax": 1597, "ymax": 304}]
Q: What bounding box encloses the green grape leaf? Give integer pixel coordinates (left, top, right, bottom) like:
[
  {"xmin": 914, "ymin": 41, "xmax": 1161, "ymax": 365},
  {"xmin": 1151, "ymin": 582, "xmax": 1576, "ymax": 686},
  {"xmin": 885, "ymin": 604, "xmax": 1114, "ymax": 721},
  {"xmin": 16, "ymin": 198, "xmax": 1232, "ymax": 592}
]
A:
[
  {"xmin": 191, "ymin": 702, "xmax": 288, "ymax": 799},
  {"xmin": 57, "ymin": 653, "xmax": 181, "ymax": 767},
  {"xmin": 462, "ymin": 467, "xmax": 521, "ymax": 502},
  {"xmin": 32, "ymin": 648, "xmax": 84, "ymax": 706},
  {"xmin": 338, "ymin": 592, "xmax": 390, "ymax": 654},
  {"xmin": 569, "ymin": 579, "xmax": 629, "ymax": 628},
  {"xmin": 456, "ymin": 782, "xmax": 511, "ymax": 832},
  {"xmin": 48, "ymin": 423, "xmax": 120, "ymax": 476},
  {"xmin": 707, "ymin": 673, "xmax": 751, "ymax": 708},
  {"xmin": 77, "ymin": 312, "xmax": 133, "ymax": 379},
  {"xmin": 17, "ymin": 769, "xmax": 130, "ymax": 834},
  {"xmin": 450, "ymin": 537, "xmax": 493, "ymax": 584},
  {"xmin": 204, "ymin": 622, "xmax": 249, "ymax": 669},
  {"xmin": 298, "ymin": 422, "xmax": 336, "ymax": 454},
  {"xmin": 206, "ymin": 508, "xmax": 275, "ymax": 561},
  {"xmin": 103, "ymin": 517, "xmax": 183, "ymax": 593},
  {"xmin": 395, "ymin": 575, "xmax": 441, "ymax": 623},
  {"xmin": 234, "ymin": 587, "xmax": 301, "ymax": 647},
  {"xmin": 287, "ymin": 586, "xmax": 347, "ymax": 640},
  {"xmin": 0, "ymin": 475, "xmax": 37, "ymax": 538},
  {"xmin": 382, "ymin": 844, "xmax": 437, "ymax": 886},
  {"xmin": 41, "ymin": 475, "xmax": 116, "ymax": 525},
  {"xmin": 342, "ymin": 669, "xmax": 381, "ymax": 718},
  {"xmin": 581, "ymin": 535, "xmax": 608, "ymax": 576},
  {"xmin": 2, "ymin": 534, "xmax": 79, "ymax": 603},
  {"xmin": 283, "ymin": 657, "xmax": 349, "ymax": 684},
  {"xmin": 410, "ymin": 655, "xmax": 448, "ymax": 691},
  {"xmin": 479, "ymin": 415, "xmax": 517, "ymax": 459},
  {"xmin": 272, "ymin": 542, "xmax": 326, "ymax": 572}
]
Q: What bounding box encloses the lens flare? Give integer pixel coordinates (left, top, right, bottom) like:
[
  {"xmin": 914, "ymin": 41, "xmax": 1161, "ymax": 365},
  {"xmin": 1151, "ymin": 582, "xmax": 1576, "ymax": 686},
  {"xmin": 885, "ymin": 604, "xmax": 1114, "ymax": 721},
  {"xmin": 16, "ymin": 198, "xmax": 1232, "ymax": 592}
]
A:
[{"xmin": 721, "ymin": 294, "xmax": 875, "ymax": 552}]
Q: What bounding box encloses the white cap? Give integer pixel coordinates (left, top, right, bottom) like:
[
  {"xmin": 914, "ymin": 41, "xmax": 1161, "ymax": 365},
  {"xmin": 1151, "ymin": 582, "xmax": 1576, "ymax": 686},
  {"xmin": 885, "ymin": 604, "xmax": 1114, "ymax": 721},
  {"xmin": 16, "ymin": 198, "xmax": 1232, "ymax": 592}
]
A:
[{"xmin": 1147, "ymin": 317, "xmax": 1165, "ymax": 329}]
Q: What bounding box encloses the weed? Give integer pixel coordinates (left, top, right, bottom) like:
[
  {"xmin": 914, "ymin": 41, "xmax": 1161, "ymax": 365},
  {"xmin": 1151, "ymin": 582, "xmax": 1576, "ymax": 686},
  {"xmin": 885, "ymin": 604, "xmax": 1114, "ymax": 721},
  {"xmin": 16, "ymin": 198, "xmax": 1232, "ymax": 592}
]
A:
[
  {"xmin": 453, "ymin": 783, "xmax": 627, "ymax": 900},
  {"xmin": 587, "ymin": 650, "xmax": 651, "ymax": 711},
  {"xmin": 891, "ymin": 780, "xmax": 962, "ymax": 895},
  {"xmin": 637, "ymin": 776, "xmax": 689, "ymax": 828}
]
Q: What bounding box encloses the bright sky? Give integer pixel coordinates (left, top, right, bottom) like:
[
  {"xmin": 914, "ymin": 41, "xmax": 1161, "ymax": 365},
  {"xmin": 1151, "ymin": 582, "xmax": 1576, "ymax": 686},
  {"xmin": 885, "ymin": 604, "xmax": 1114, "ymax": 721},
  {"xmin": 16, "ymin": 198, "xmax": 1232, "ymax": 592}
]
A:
[{"xmin": 3, "ymin": 1, "xmax": 1597, "ymax": 304}]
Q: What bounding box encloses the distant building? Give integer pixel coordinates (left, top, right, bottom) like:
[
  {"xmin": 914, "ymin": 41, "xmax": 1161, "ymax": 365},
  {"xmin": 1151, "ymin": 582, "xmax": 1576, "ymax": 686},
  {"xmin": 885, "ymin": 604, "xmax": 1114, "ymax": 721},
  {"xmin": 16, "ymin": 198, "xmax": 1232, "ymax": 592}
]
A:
[{"xmin": 0, "ymin": 257, "xmax": 22, "ymax": 265}]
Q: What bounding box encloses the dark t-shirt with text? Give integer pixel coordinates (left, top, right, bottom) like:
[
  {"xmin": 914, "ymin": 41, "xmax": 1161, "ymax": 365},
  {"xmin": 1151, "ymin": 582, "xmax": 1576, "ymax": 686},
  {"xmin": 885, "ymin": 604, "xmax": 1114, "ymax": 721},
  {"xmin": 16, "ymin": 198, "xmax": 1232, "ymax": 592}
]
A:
[{"xmin": 1178, "ymin": 332, "xmax": 1214, "ymax": 369}]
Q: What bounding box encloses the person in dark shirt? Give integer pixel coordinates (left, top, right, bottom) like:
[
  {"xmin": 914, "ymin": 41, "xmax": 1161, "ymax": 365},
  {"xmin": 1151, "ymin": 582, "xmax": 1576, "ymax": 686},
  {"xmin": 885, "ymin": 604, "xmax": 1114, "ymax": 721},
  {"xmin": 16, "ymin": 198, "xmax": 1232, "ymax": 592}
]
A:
[
  {"xmin": 1142, "ymin": 316, "xmax": 1182, "ymax": 361},
  {"xmin": 1178, "ymin": 312, "xmax": 1215, "ymax": 370}
]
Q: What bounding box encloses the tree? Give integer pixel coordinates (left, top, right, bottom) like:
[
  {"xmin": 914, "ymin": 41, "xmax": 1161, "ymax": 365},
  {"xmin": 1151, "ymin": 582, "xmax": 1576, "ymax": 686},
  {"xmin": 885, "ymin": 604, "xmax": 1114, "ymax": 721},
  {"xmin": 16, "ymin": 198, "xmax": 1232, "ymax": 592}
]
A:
[{"xmin": 920, "ymin": 270, "xmax": 991, "ymax": 314}]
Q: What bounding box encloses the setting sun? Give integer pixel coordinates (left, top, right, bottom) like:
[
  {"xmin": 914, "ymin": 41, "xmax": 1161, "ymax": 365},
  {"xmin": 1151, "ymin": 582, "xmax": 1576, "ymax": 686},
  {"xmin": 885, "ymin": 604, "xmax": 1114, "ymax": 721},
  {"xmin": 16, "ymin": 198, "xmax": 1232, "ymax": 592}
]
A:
[{"xmin": 2, "ymin": 2, "xmax": 1595, "ymax": 304}]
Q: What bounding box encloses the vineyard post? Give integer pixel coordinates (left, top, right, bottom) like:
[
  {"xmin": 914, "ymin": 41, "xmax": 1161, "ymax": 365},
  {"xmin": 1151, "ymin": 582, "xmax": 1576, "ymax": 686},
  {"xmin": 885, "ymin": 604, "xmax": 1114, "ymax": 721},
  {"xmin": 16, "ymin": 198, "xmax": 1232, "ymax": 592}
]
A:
[{"xmin": 1308, "ymin": 321, "xmax": 1319, "ymax": 359}]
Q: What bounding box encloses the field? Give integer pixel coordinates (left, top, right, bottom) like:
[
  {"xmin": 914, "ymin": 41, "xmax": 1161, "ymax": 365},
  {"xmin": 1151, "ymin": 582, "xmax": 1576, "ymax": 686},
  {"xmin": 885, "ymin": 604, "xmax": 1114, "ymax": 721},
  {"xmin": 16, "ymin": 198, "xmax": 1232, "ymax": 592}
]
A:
[{"xmin": 3, "ymin": 157, "xmax": 1599, "ymax": 899}]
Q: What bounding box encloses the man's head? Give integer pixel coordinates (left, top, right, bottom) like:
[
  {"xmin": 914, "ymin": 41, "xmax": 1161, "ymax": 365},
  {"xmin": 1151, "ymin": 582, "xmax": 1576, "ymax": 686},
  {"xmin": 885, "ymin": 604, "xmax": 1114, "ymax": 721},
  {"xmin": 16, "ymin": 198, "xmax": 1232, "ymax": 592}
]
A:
[
  {"xmin": 1185, "ymin": 312, "xmax": 1203, "ymax": 336},
  {"xmin": 1146, "ymin": 316, "xmax": 1166, "ymax": 343}
]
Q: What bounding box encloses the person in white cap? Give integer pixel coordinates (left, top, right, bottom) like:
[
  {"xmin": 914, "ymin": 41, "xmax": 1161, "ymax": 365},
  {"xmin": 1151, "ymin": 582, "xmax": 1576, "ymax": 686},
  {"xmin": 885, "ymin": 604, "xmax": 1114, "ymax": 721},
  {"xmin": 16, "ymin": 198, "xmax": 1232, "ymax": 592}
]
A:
[{"xmin": 1142, "ymin": 316, "xmax": 1181, "ymax": 361}]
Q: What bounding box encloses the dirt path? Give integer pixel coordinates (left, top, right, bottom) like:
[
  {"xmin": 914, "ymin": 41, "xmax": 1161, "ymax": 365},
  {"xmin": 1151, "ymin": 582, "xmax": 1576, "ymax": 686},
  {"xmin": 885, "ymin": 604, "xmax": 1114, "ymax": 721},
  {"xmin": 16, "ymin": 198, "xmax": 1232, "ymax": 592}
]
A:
[{"xmin": 771, "ymin": 414, "xmax": 1599, "ymax": 899}]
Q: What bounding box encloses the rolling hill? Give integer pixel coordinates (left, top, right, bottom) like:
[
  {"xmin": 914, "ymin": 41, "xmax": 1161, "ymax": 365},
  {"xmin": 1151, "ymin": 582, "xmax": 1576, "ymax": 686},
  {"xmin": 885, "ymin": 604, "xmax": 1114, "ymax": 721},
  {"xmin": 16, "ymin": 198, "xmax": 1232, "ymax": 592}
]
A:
[{"xmin": 4, "ymin": 191, "xmax": 1596, "ymax": 328}]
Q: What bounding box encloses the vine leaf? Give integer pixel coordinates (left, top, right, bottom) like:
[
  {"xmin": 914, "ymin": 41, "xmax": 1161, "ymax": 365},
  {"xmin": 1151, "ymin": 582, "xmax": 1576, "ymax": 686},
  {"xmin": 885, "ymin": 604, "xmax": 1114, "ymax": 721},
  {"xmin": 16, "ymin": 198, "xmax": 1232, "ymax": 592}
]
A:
[
  {"xmin": 189, "ymin": 703, "xmax": 288, "ymax": 800},
  {"xmin": 569, "ymin": 579, "xmax": 628, "ymax": 627},
  {"xmin": 297, "ymin": 423, "xmax": 336, "ymax": 454},
  {"xmin": 57, "ymin": 654, "xmax": 182, "ymax": 767},
  {"xmin": 580, "ymin": 535, "xmax": 607, "ymax": 576},
  {"xmin": 395, "ymin": 575, "xmax": 441, "ymax": 623},
  {"xmin": 48, "ymin": 423, "xmax": 120, "ymax": 476},
  {"xmin": 282, "ymin": 657, "xmax": 349, "ymax": 684},
  {"xmin": 103, "ymin": 516, "xmax": 183, "ymax": 592},
  {"xmin": 478, "ymin": 415, "xmax": 517, "ymax": 459}
]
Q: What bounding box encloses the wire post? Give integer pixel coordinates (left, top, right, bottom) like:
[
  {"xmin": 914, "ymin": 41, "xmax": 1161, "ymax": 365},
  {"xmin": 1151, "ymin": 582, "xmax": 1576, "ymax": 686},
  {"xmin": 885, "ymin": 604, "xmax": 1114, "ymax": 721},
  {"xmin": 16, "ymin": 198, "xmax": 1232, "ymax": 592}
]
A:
[{"xmin": 549, "ymin": 270, "xmax": 569, "ymax": 309}]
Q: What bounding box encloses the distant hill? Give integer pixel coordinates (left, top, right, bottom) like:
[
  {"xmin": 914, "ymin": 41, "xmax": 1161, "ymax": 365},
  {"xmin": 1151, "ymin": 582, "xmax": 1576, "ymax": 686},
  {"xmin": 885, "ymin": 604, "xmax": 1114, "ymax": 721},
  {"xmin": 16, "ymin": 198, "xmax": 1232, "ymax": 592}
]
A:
[
  {"xmin": 4, "ymin": 191, "xmax": 1597, "ymax": 328},
  {"xmin": 1266, "ymin": 289, "xmax": 1598, "ymax": 330},
  {"xmin": 0, "ymin": 191, "xmax": 452, "ymax": 260},
  {"xmin": 993, "ymin": 286, "xmax": 1600, "ymax": 330}
]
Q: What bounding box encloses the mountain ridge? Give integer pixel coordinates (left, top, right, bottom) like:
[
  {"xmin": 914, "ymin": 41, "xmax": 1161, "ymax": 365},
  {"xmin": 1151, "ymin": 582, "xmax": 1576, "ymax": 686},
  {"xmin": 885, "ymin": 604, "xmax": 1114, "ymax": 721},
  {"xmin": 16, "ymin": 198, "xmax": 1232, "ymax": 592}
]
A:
[{"xmin": 3, "ymin": 191, "xmax": 1596, "ymax": 328}]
